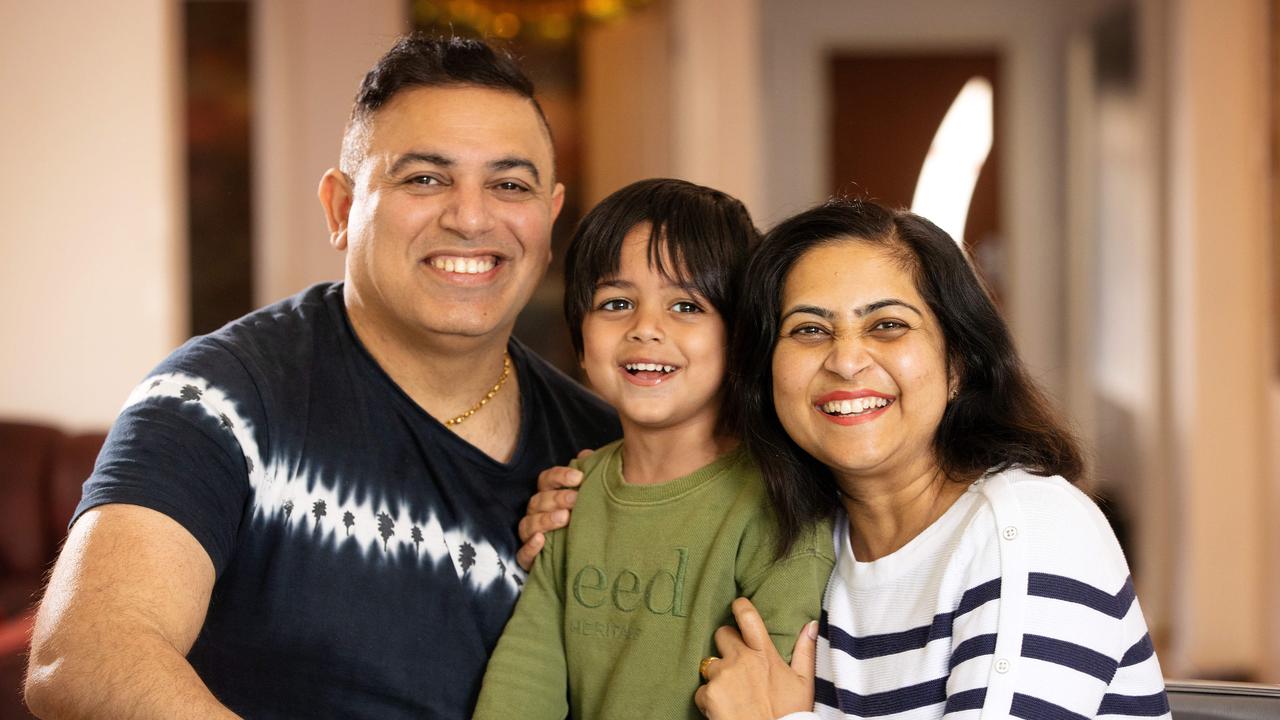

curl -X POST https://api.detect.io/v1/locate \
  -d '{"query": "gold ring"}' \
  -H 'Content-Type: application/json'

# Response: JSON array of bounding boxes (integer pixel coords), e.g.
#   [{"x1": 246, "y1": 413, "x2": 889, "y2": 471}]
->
[{"x1": 699, "y1": 655, "x2": 719, "y2": 682}]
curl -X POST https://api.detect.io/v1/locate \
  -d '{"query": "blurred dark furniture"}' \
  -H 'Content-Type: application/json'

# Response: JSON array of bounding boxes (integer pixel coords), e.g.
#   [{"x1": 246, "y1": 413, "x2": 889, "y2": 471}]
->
[
  {"x1": 1168, "y1": 680, "x2": 1280, "y2": 720},
  {"x1": 0, "y1": 421, "x2": 105, "y2": 719}
]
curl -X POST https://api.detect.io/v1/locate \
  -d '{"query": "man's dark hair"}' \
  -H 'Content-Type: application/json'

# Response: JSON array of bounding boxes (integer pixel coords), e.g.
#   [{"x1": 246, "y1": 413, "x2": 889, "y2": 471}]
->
[
  {"x1": 563, "y1": 178, "x2": 760, "y2": 359},
  {"x1": 726, "y1": 198, "x2": 1084, "y2": 555},
  {"x1": 340, "y1": 33, "x2": 550, "y2": 174}
]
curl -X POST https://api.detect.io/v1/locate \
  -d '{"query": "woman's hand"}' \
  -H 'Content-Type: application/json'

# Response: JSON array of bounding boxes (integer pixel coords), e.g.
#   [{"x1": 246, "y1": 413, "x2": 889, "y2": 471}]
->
[
  {"x1": 694, "y1": 597, "x2": 818, "y2": 719},
  {"x1": 516, "y1": 450, "x2": 593, "y2": 571}
]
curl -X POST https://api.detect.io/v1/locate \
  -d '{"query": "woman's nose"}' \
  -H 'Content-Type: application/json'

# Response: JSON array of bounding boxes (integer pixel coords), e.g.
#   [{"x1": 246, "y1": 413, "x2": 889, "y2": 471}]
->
[{"x1": 823, "y1": 336, "x2": 870, "y2": 379}]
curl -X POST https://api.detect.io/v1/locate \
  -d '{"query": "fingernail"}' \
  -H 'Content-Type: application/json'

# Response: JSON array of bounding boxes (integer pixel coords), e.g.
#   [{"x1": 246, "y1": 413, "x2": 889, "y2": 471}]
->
[
  {"x1": 554, "y1": 510, "x2": 569, "y2": 523},
  {"x1": 563, "y1": 492, "x2": 577, "y2": 507},
  {"x1": 806, "y1": 620, "x2": 819, "y2": 639}
]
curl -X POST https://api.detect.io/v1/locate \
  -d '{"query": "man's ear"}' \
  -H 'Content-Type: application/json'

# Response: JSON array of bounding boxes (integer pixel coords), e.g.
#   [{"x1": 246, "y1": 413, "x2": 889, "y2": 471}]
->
[
  {"x1": 550, "y1": 181, "x2": 566, "y2": 225},
  {"x1": 318, "y1": 168, "x2": 354, "y2": 251}
]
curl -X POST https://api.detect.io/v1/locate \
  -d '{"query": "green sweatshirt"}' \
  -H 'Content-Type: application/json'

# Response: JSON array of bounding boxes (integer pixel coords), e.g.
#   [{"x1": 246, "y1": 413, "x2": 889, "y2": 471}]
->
[{"x1": 474, "y1": 441, "x2": 834, "y2": 720}]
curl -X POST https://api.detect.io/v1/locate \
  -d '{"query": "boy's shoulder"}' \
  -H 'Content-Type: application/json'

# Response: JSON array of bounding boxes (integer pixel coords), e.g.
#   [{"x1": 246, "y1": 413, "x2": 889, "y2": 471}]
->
[{"x1": 569, "y1": 439, "x2": 624, "y2": 478}]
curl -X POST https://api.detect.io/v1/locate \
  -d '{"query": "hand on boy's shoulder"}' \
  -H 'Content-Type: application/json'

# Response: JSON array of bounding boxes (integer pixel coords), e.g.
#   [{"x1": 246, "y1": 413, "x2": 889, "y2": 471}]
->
[{"x1": 516, "y1": 448, "x2": 596, "y2": 572}]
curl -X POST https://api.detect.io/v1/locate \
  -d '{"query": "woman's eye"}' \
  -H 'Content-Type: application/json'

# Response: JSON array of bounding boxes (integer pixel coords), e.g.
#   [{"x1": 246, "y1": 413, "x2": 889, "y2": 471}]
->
[
  {"x1": 598, "y1": 298, "x2": 632, "y2": 312},
  {"x1": 787, "y1": 324, "x2": 829, "y2": 339},
  {"x1": 671, "y1": 301, "x2": 703, "y2": 314},
  {"x1": 872, "y1": 319, "x2": 909, "y2": 333}
]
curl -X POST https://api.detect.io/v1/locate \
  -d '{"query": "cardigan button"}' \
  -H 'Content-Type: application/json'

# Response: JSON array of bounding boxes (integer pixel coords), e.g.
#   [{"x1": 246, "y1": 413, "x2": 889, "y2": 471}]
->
[
  {"x1": 994, "y1": 658, "x2": 1011, "y2": 673},
  {"x1": 1001, "y1": 526, "x2": 1018, "y2": 541}
]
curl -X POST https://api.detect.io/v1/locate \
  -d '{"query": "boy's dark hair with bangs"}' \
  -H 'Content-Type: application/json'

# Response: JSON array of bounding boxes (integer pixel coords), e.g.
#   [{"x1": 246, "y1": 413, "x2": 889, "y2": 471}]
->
[{"x1": 563, "y1": 178, "x2": 760, "y2": 357}]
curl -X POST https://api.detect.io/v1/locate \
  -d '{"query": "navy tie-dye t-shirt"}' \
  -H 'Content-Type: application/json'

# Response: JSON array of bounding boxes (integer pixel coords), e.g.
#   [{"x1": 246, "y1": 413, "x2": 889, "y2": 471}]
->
[{"x1": 74, "y1": 282, "x2": 620, "y2": 719}]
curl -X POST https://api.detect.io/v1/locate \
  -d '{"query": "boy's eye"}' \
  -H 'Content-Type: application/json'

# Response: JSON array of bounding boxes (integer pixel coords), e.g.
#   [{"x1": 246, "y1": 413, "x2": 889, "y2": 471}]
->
[
  {"x1": 598, "y1": 298, "x2": 632, "y2": 312},
  {"x1": 671, "y1": 301, "x2": 703, "y2": 314}
]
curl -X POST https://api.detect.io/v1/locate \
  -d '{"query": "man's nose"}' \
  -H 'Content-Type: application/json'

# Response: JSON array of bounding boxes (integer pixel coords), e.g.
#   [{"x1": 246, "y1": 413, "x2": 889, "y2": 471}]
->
[{"x1": 440, "y1": 184, "x2": 496, "y2": 238}]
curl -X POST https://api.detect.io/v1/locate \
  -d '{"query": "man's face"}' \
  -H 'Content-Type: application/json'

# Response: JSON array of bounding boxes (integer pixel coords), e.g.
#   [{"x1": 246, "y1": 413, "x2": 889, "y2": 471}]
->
[{"x1": 332, "y1": 85, "x2": 564, "y2": 346}]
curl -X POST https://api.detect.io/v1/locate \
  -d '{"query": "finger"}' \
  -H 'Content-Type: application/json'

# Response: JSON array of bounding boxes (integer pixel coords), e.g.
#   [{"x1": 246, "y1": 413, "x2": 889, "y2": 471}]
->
[
  {"x1": 526, "y1": 488, "x2": 578, "y2": 515},
  {"x1": 537, "y1": 465, "x2": 584, "y2": 491},
  {"x1": 693, "y1": 685, "x2": 710, "y2": 717},
  {"x1": 574, "y1": 448, "x2": 596, "y2": 460},
  {"x1": 730, "y1": 597, "x2": 776, "y2": 654},
  {"x1": 517, "y1": 508, "x2": 569, "y2": 545},
  {"x1": 515, "y1": 532, "x2": 544, "y2": 572},
  {"x1": 699, "y1": 655, "x2": 723, "y2": 682},
  {"x1": 789, "y1": 620, "x2": 819, "y2": 680},
  {"x1": 713, "y1": 624, "x2": 749, "y2": 657}
]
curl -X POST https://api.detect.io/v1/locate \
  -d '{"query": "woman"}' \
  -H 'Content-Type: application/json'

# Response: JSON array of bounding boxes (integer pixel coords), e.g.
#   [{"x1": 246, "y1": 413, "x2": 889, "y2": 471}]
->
[{"x1": 695, "y1": 199, "x2": 1170, "y2": 719}]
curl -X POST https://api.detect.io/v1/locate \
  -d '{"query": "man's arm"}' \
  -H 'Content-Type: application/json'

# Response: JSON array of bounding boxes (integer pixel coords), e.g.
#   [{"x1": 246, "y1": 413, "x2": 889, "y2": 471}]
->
[{"x1": 24, "y1": 504, "x2": 240, "y2": 719}]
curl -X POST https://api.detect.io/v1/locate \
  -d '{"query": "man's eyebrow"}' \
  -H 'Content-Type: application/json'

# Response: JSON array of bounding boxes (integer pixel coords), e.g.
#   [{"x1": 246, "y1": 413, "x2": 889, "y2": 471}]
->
[
  {"x1": 491, "y1": 157, "x2": 542, "y2": 186},
  {"x1": 388, "y1": 152, "x2": 452, "y2": 175},
  {"x1": 855, "y1": 299, "x2": 923, "y2": 317}
]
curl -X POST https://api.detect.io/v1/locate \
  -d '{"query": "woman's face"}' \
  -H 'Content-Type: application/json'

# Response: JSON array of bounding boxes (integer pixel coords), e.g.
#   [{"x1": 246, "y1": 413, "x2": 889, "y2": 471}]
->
[{"x1": 771, "y1": 240, "x2": 951, "y2": 482}]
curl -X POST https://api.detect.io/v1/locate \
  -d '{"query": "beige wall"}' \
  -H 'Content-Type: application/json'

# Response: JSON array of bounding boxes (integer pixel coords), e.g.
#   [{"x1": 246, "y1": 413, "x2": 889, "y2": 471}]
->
[
  {"x1": 581, "y1": 0, "x2": 763, "y2": 216},
  {"x1": 0, "y1": 1, "x2": 185, "y2": 430},
  {"x1": 760, "y1": 0, "x2": 1077, "y2": 399},
  {"x1": 1165, "y1": 0, "x2": 1273, "y2": 678},
  {"x1": 252, "y1": 0, "x2": 406, "y2": 305}
]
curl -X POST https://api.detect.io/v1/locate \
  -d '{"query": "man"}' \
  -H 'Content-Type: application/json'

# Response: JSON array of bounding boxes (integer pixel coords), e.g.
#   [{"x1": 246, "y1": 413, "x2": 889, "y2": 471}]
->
[{"x1": 24, "y1": 35, "x2": 619, "y2": 719}]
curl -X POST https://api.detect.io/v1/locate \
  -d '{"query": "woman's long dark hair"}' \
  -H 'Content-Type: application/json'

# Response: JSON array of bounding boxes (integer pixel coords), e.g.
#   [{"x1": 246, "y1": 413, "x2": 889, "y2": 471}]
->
[{"x1": 727, "y1": 199, "x2": 1083, "y2": 555}]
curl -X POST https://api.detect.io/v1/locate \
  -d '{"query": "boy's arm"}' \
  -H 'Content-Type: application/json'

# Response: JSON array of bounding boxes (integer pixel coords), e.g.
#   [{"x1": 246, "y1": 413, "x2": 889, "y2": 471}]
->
[
  {"x1": 473, "y1": 528, "x2": 571, "y2": 720},
  {"x1": 736, "y1": 519, "x2": 835, "y2": 661}
]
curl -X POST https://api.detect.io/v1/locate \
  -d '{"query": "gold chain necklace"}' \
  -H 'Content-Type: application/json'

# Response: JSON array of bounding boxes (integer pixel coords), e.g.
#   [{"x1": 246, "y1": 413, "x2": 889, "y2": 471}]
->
[{"x1": 444, "y1": 351, "x2": 511, "y2": 427}]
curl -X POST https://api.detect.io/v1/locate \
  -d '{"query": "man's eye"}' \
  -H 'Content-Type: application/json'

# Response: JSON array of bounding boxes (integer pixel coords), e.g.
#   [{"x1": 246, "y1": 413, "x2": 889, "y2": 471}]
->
[
  {"x1": 599, "y1": 298, "x2": 632, "y2": 311},
  {"x1": 671, "y1": 301, "x2": 703, "y2": 314},
  {"x1": 494, "y1": 181, "x2": 530, "y2": 193},
  {"x1": 409, "y1": 175, "x2": 443, "y2": 186}
]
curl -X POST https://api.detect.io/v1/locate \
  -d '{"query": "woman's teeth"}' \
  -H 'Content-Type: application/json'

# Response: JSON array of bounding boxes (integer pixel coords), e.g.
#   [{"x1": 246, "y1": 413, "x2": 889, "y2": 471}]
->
[
  {"x1": 821, "y1": 397, "x2": 891, "y2": 416},
  {"x1": 625, "y1": 363, "x2": 676, "y2": 374},
  {"x1": 430, "y1": 256, "x2": 496, "y2": 274}
]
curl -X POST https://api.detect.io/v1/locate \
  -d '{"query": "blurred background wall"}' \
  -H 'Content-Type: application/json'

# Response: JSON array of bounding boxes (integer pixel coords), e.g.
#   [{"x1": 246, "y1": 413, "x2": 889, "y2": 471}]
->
[{"x1": 0, "y1": 0, "x2": 1276, "y2": 684}]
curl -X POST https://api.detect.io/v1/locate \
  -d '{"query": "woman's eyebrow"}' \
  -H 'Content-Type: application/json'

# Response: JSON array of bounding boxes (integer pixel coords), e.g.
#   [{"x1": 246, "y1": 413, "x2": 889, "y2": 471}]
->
[
  {"x1": 781, "y1": 304, "x2": 834, "y2": 322},
  {"x1": 856, "y1": 299, "x2": 923, "y2": 317}
]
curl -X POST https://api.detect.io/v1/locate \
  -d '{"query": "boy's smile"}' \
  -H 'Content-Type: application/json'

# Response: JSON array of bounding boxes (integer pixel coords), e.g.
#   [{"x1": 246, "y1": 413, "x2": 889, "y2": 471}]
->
[{"x1": 581, "y1": 224, "x2": 727, "y2": 435}]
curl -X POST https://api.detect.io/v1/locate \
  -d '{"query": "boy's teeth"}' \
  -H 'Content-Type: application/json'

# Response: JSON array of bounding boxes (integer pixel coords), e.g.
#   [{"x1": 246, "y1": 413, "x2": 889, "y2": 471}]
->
[
  {"x1": 625, "y1": 363, "x2": 675, "y2": 373},
  {"x1": 821, "y1": 397, "x2": 890, "y2": 415},
  {"x1": 430, "y1": 255, "x2": 496, "y2": 274}
]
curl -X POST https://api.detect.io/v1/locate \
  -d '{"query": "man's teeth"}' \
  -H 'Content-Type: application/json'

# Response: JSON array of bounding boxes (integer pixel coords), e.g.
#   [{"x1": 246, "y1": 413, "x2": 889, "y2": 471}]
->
[
  {"x1": 821, "y1": 397, "x2": 891, "y2": 415},
  {"x1": 625, "y1": 363, "x2": 676, "y2": 373},
  {"x1": 430, "y1": 256, "x2": 496, "y2": 274}
]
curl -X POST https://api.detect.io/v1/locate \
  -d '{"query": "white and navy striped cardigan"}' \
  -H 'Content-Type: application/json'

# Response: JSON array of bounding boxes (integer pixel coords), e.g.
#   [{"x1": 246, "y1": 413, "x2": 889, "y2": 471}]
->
[{"x1": 783, "y1": 468, "x2": 1170, "y2": 720}]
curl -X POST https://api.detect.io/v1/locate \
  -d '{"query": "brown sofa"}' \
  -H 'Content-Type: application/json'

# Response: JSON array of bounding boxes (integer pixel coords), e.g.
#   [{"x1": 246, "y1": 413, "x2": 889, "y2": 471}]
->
[{"x1": 0, "y1": 421, "x2": 105, "y2": 719}]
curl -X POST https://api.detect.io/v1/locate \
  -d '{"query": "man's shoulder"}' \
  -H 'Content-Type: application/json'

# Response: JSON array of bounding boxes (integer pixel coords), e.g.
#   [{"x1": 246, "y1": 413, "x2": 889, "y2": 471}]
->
[
  {"x1": 512, "y1": 339, "x2": 618, "y2": 423},
  {"x1": 158, "y1": 283, "x2": 341, "y2": 379}
]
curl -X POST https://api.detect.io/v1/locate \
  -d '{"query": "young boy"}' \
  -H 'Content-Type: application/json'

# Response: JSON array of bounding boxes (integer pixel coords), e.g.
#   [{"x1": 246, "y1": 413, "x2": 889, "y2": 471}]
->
[{"x1": 474, "y1": 179, "x2": 834, "y2": 719}]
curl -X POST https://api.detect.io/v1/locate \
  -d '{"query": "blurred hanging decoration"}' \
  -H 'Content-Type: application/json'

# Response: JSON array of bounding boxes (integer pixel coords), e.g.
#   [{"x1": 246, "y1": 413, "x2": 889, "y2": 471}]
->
[{"x1": 412, "y1": 0, "x2": 651, "y2": 42}]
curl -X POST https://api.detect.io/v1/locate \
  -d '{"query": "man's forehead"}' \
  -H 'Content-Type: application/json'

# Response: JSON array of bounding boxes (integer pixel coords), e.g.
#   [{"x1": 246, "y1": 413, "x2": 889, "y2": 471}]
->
[{"x1": 367, "y1": 85, "x2": 555, "y2": 168}]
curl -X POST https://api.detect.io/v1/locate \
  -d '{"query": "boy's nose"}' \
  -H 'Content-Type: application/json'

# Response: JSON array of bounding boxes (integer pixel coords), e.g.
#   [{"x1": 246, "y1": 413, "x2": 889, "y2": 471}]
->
[{"x1": 627, "y1": 306, "x2": 664, "y2": 342}]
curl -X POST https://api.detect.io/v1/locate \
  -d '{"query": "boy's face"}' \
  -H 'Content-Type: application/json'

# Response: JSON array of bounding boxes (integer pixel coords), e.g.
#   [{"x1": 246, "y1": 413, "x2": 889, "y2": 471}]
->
[{"x1": 580, "y1": 224, "x2": 727, "y2": 436}]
